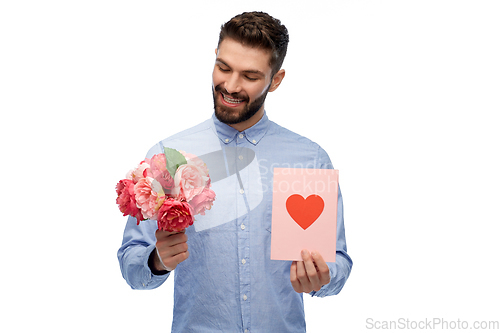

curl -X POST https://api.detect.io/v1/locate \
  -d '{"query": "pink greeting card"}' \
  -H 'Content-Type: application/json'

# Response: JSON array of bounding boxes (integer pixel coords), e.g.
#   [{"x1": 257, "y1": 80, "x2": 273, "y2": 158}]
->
[{"x1": 271, "y1": 168, "x2": 339, "y2": 262}]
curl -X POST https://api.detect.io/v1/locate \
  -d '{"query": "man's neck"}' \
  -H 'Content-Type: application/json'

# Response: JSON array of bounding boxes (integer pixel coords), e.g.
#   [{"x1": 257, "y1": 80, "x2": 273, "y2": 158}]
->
[{"x1": 228, "y1": 108, "x2": 265, "y2": 132}]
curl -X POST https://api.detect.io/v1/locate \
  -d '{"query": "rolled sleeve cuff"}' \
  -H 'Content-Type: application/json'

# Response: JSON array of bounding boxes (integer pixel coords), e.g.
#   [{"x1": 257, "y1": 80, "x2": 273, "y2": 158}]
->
[
  {"x1": 309, "y1": 264, "x2": 336, "y2": 298},
  {"x1": 139, "y1": 244, "x2": 170, "y2": 289},
  {"x1": 309, "y1": 284, "x2": 331, "y2": 298}
]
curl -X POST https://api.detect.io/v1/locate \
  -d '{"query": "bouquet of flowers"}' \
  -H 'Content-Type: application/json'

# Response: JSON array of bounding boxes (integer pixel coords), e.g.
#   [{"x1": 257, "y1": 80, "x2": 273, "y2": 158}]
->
[{"x1": 115, "y1": 147, "x2": 216, "y2": 232}]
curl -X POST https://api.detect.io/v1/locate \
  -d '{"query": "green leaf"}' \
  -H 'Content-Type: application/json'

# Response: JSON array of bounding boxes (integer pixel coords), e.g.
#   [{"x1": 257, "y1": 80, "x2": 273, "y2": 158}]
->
[{"x1": 164, "y1": 147, "x2": 187, "y2": 178}]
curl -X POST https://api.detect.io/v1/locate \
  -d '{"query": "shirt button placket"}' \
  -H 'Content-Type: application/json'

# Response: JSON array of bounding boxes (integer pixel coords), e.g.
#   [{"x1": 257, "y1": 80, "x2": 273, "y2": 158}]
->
[
  {"x1": 236, "y1": 131, "x2": 250, "y2": 332},
  {"x1": 239, "y1": 213, "x2": 250, "y2": 330}
]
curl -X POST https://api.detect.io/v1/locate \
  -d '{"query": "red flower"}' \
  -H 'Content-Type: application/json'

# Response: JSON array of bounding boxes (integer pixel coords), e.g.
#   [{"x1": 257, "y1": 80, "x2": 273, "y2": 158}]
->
[
  {"x1": 116, "y1": 179, "x2": 144, "y2": 224},
  {"x1": 157, "y1": 198, "x2": 194, "y2": 232}
]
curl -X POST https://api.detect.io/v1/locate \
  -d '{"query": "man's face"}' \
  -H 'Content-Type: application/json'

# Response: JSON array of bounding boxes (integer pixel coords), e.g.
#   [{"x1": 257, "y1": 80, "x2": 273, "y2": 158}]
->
[{"x1": 212, "y1": 38, "x2": 276, "y2": 126}]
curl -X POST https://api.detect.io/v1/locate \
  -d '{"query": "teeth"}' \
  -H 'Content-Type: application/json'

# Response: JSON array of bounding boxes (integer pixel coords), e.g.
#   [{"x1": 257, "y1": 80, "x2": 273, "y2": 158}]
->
[{"x1": 222, "y1": 93, "x2": 244, "y2": 104}]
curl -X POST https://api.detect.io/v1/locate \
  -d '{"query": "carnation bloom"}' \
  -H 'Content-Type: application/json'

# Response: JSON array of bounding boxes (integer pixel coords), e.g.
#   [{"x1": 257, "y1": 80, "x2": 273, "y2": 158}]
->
[
  {"x1": 116, "y1": 179, "x2": 144, "y2": 224},
  {"x1": 134, "y1": 177, "x2": 165, "y2": 220},
  {"x1": 126, "y1": 161, "x2": 150, "y2": 184},
  {"x1": 180, "y1": 151, "x2": 210, "y2": 177},
  {"x1": 173, "y1": 164, "x2": 208, "y2": 202},
  {"x1": 147, "y1": 154, "x2": 174, "y2": 191},
  {"x1": 157, "y1": 198, "x2": 194, "y2": 232},
  {"x1": 117, "y1": 150, "x2": 216, "y2": 231},
  {"x1": 190, "y1": 182, "x2": 216, "y2": 216}
]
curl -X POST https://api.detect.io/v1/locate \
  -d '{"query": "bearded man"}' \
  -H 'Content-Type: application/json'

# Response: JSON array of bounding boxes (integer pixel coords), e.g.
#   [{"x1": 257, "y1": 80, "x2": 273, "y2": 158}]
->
[{"x1": 118, "y1": 11, "x2": 352, "y2": 333}]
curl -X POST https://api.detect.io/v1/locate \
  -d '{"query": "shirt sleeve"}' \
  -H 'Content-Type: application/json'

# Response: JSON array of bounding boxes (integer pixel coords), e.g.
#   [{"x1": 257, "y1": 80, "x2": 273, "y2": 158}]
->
[
  {"x1": 117, "y1": 215, "x2": 171, "y2": 290},
  {"x1": 310, "y1": 147, "x2": 353, "y2": 298}
]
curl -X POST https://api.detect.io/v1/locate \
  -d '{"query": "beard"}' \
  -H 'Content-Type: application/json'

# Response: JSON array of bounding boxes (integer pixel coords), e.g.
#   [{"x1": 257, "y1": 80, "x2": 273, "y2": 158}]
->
[{"x1": 212, "y1": 83, "x2": 271, "y2": 125}]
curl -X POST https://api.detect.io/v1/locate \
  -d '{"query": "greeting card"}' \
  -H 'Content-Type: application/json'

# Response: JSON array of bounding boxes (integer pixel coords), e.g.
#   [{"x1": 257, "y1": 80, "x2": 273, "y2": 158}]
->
[{"x1": 271, "y1": 168, "x2": 339, "y2": 262}]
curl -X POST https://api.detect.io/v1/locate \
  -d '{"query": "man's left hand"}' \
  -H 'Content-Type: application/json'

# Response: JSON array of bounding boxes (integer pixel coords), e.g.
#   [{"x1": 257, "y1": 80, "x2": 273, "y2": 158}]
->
[{"x1": 290, "y1": 250, "x2": 331, "y2": 293}]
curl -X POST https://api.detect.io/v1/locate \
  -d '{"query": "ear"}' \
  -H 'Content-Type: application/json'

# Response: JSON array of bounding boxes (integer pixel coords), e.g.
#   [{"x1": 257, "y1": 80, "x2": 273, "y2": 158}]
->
[
  {"x1": 215, "y1": 48, "x2": 218, "y2": 55},
  {"x1": 269, "y1": 69, "x2": 285, "y2": 92}
]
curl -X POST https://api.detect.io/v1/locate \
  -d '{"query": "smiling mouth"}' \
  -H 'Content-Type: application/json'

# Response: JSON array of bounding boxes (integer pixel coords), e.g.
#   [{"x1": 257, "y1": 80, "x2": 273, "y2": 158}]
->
[{"x1": 220, "y1": 92, "x2": 246, "y2": 106}]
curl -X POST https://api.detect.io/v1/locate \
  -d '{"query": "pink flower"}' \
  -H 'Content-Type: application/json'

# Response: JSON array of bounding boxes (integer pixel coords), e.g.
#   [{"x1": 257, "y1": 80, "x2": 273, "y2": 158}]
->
[
  {"x1": 157, "y1": 198, "x2": 194, "y2": 232},
  {"x1": 173, "y1": 164, "x2": 208, "y2": 202},
  {"x1": 117, "y1": 149, "x2": 216, "y2": 228},
  {"x1": 134, "y1": 177, "x2": 165, "y2": 220},
  {"x1": 190, "y1": 185, "x2": 216, "y2": 215},
  {"x1": 126, "y1": 160, "x2": 150, "y2": 184},
  {"x1": 180, "y1": 151, "x2": 210, "y2": 177},
  {"x1": 147, "y1": 154, "x2": 175, "y2": 192},
  {"x1": 116, "y1": 179, "x2": 144, "y2": 224}
]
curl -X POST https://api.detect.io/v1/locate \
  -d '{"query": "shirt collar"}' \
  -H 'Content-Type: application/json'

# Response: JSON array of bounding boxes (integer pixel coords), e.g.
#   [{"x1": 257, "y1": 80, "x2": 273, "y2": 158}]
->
[{"x1": 211, "y1": 111, "x2": 270, "y2": 146}]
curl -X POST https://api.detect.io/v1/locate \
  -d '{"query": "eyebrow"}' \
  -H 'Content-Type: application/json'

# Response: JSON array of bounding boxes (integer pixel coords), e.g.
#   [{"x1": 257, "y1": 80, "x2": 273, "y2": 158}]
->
[{"x1": 216, "y1": 58, "x2": 266, "y2": 77}]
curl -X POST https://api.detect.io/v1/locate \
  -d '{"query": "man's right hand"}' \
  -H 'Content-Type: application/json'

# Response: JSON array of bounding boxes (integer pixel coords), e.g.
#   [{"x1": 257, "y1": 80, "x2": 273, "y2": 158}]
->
[{"x1": 153, "y1": 230, "x2": 189, "y2": 272}]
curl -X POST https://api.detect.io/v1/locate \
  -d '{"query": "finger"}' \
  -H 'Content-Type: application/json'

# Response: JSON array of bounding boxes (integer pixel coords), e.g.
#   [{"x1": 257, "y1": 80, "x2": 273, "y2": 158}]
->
[
  {"x1": 290, "y1": 261, "x2": 301, "y2": 293},
  {"x1": 158, "y1": 240, "x2": 189, "y2": 259},
  {"x1": 168, "y1": 232, "x2": 188, "y2": 246},
  {"x1": 155, "y1": 232, "x2": 189, "y2": 268},
  {"x1": 163, "y1": 250, "x2": 189, "y2": 271},
  {"x1": 155, "y1": 229, "x2": 185, "y2": 241},
  {"x1": 311, "y1": 251, "x2": 331, "y2": 285},
  {"x1": 295, "y1": 258, "x2": 312, "y2": 293},
  {"x1": 156, "y1": 231, "x2": 188, "y2": 248},
  {"x1": 157, "y1": 239, "x2": 190, "y2": 271},
  {"x1": 302, "y1": 250, "x2": 321, "y2": 291}
]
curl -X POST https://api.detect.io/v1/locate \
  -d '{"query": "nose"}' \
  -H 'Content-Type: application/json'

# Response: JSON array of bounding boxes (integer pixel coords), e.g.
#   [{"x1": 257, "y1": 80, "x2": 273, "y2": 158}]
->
[{"x1": 224, "y1": 73, "x2": 242, "y2": 94}]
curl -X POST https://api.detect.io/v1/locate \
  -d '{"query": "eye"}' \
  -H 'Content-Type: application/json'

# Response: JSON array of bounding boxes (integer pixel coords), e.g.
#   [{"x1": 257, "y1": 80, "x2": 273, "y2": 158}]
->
[
  {"x1": 245, "y1": 76, "x2": 258, "y2": 81},
  {"x1": 218, "y1": 66, "x2": 230, "y2": 72}
]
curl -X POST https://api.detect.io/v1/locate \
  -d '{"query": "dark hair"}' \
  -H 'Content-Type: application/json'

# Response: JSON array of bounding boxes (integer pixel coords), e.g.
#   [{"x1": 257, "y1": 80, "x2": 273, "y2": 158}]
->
[{"x1": 218, "y1": 11, "x2": 289, "y2": 76}]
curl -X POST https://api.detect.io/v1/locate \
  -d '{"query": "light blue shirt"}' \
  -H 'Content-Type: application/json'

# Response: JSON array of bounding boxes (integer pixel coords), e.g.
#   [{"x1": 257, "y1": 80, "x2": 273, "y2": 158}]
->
[{"x1": 117, "y1": 112, "x2": 353, "y2": 332}]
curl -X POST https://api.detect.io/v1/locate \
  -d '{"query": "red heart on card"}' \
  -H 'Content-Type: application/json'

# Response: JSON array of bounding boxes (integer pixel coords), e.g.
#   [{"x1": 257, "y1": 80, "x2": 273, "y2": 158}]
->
[{"x1": 285, "y1": 194, "x2": 324, "y2": 230}]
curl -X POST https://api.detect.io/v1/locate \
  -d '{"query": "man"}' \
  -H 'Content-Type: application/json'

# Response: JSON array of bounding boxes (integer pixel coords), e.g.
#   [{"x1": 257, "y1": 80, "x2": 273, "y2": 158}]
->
[{"x1": 118, "y1": 11, "x2": 352, "y2": 332}]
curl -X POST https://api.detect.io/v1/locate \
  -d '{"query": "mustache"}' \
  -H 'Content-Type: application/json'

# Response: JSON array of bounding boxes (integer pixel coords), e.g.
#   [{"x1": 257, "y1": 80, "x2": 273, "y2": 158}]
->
[{"x1": 214, "y1": 84, "x2": 248, "y2": 101}]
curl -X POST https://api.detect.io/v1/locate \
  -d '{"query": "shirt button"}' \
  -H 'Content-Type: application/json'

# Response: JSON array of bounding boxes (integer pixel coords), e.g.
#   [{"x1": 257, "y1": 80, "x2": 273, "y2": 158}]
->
[
  {"x1": 238, "y1": 155, "x2": 244, "y2": 160},
  {"x1": 252, "y1": 139, "x2": 256, "y2": 144},
  {"x1": 243, "y1": 294, "x2": 248, "y2": 301},
  {"x1": 225, "y1": 138, "x2": 229, "y2": 143},
  {"x1": 241, "y1": 259, "x2": 246, "y2": 265},
  {"x1": 245, "y1": 330, "x2": 248, "y2": 333},
  {"x1": 239, "y1": 189, "x2": 244, "y2": 194},
  {"x1": 241, "y1": 224, "x2": 246, "y2": 230},
  {"x1": 239, "y1": 134, "x2": 244, "y2": 139}
]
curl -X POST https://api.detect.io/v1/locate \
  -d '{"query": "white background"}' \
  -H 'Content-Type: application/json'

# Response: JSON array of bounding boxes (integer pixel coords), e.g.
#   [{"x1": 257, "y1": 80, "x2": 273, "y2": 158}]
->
[{"x1": 1, "y1": 1, "x2": 499, "y2": 332}]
